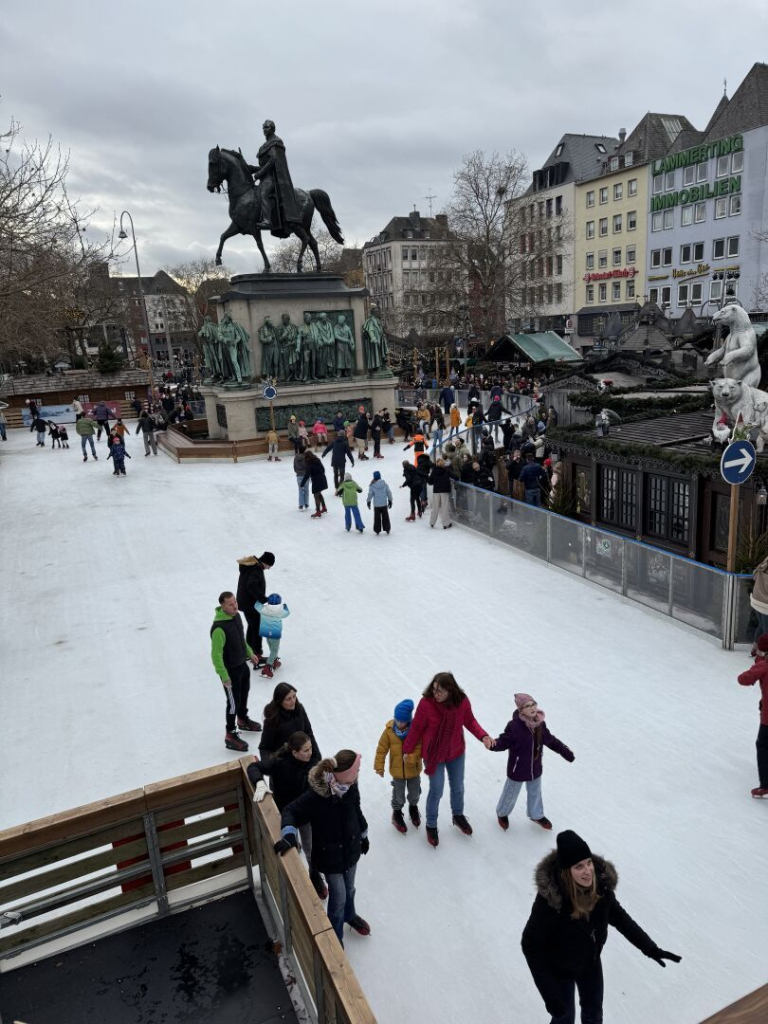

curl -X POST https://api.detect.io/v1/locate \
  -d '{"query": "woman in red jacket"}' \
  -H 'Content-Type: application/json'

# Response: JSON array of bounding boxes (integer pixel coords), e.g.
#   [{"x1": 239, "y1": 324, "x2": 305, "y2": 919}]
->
[
  {"x1": 738, "y1": 632, "x2": 768, "y2": 797},
  {"x1": 403, "y1": 672, "x2": 494, "y2": 847}
]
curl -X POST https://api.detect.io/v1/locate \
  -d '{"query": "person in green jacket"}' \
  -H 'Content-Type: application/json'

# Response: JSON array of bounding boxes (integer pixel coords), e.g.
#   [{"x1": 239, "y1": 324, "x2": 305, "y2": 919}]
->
[
  {"x1": 75, "y1": 415, "x2": 98, "y2": 461},
  {"x1": 335, "y1": 472, "x2": 365, "y2": 533},
  {"x1": 210, "y1": 591, "x2": 263, "y2": 752}
]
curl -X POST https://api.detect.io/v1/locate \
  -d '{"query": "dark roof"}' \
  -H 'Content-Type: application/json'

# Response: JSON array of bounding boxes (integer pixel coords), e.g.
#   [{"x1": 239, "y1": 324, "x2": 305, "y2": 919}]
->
[
  {"x1": 704, "y1": 93, "x2": 730, "y2": 134},
  {"x1": 533, "y1": 134, "x2": 620, "y2": 187},
  {"x1": 665, "y1": 126, "x2": 705, "y2": 156},
  {"x1": 336, "y1": 247, "x2": 363, "y2": 275},
  {"x1": 619, "y1": 322, "x2": 674, "y2": 353},
  {"x1": 364, "y1": 211, "x2": 451, "y2": 247},
  {"x1": 114, "y1": 270, "x2": 188, "y2": 297},
  {"x1": 575, "y1": 303, "x2": 641, "y2": 316},
  {"x1": 582, "y1": 113, "x2": 697, "y2": 181},
  {"x1": 703, "y1": 62, "x2": 768, "y2": 139},
  {"x1": 611, "y1": 410, "x2": 711, "y2": 447}
]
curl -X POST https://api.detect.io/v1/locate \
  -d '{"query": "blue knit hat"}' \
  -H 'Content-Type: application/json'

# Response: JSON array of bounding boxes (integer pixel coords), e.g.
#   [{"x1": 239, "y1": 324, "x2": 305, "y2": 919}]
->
[
  {"x1": 267, "y1": 593, "x2": 281, "y2": 605},
  {"x1": 393, "y1": 699, "x2": 414, "y2": 723},
  {"x1": 373, "y1": 471, "x2": 381, "y2": 480}
]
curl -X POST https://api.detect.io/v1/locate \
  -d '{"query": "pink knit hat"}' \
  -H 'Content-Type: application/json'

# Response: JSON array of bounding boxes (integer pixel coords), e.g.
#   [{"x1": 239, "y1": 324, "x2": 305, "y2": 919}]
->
[
  {"x1": 333, "y1": 752, "x2": 361, "y2": 784},
  {"x1": 514, "y1": 693, "x2": 536, "y2": 708}
]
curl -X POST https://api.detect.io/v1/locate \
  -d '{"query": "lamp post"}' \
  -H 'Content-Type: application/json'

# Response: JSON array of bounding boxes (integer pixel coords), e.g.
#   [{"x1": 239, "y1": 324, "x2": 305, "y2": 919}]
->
[{"x1": 118, "y1": 211, "x2": 154, "y2": 393}]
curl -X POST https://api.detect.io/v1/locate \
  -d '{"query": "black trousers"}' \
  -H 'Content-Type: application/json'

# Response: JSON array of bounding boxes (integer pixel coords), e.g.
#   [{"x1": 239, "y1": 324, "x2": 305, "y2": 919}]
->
[
  {"x1": 549, "y1": 960, "x2": 603, "y2": 1024},
  {"x1": 373, "y1": 507, "x2": 391, "y2": 534},
  {"x1": 225, "y1": 662, "x2": 251, "y2": 732},
  {"x1": 242, "y1": 607, "x2": 263, "y2": 656},
  {"x1": 373, "y1": 436, "x2": 381, "y2": 456},
  {"x1": 409, "y1": 487, "x2": 421, "y2": 515},
  {"x1": 757, "y1": 723, "x2": 768, "y2": 787},
  {"x1": 333, "y1": 465, "x2": 344, "y2": 487}
]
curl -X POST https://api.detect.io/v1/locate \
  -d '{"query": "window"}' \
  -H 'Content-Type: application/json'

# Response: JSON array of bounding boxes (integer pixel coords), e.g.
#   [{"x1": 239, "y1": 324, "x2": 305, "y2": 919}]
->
[
  {"x1": 612, "y1": 248, "x2": 622, "y2": 266},
  {"x1": 599, "y1": 218, "x2": 608, "y2": 236},
  {"x1": 528, "y1": 205, "x2": 535, "y2": 223},
  {"x1": 710, "y1": 280, "x2": 723, "y2": 301},
  {"x1": 724, "y1": 283, "x2": 739, "y2": 302},
  {"x1": 683, "y1": 166, "x2": 695, "y2": 186},
  {"x1": 586, "y1": 190, "x2": 595, "y2": 208},
  {"x1": 598, "y1": 250, "x2": 608, "y2": 268},
  {"x1": 732, "y1": 150, "x2": 744, "y2": 173},
  {"x1": 681, "y1": 204, "x2": 693, "y2": 227},
  {"x1": 697, "y1": 162, "x2": 708, "y2": 182},
  {"x1": 727, "y1": 236, "x2": 739, "y2": 257},
  {"x1": 693, "y1": 242, "x2": 704, "y2": 262},
  {"x1": 730, "y1": 194, "x2": 742, "y2": 216},
  {"x1": 665, "y1": 171, "x2": 675, "y2": 191},
  {"x1": 628, "y1": 178, "x2": 638, "y2": 196},
  {"x1": 651, "y1": 249, "x2": 661, "y2": 268},
  {"x1": 715, "y1": 197, "x2": 727, "y2": 219},
  {"x1": 586, "y1": 252, "x2": 595, "y2": 269},
  {"x1": 545, "y1": 284, "x2": 553, "y2": 304},
  {"x1": 649, "y1": 287, "x2": 659, "y2": 304},
  {"x1": 401, "y1": 246, "x2": 409, "y2": 261},
  {"x1": 599, "y1": 467, "x2": 637, "y2": 529},
  {"x1": 411, "y1": 248, "x2": 419, "y2": 260},
  {"x1": 555, "y1": 142, "x2": 564, "y2": 157},
  {"x1": 627, "y1": 210, "x2": 637, "y2": 230},
  {"x1": 652, "y1": 212, "x2": 662, "y2": 232},
  {"x1": 612, "y1": 282, "x2": 621, "y2": 301},
  {"x1": 586, "y1": 285, "x2": 595, "y2": 303},
  {"x1": 691, "y1": 282, "x2": 702, "y2": 303},
  {"x1": 627, "y1": 279, "x2": 636, "y2": 298},
  {"x1": 677, "y1": 283, "x2": 689, "y2": 306},
  {"x1": 653, "y1": 176, "x2": 663, "y2": 195},
  {"x1": 713, "y1": 238, "x2": 725, "y2": 259},
  {"x1": 555, "y1": 224, "x2": 562, "y2": 241},
  {"x1": 556, "y1": 255, "x2": 563, "y2": 275},
  {"x1": 680, "y1": 244, "x2": 691, "y2": 264},
  {"x1": 555, "y1": 195, "x2": 563, "y2": 216},
  {"x1": 670, "y1": 480, "x2": 691, "y2": 543},
  {"x1": 610, "y1": 156, "x2": 620, "y2": 171},
  {"x1": 596, "y1": 143, "x2": 607, "y2": 154},
  {"x1": 694, "y1": 202, "x2": 706, "y2": 223},
  {"x1": 646, "y1": 475, "x2": 690, "y2": 544},
  {"x1": 710, "y1": 492, "x2": 731, "y2": 554},
  {"x1": 555, "y1": 283, "x2": 563, "y2": 303},
  {"x1": 586, "y1": 220, "x2": 595, "y2": 239},
  {"x1": 613, "y1": 183, "x2": 623, "y2": 201},
  {"x1": 599, "y1": 283, "x2": 607, "y2": 302},
  {"x1": 404, "y1": 294, "x2": 411, "y2": 307},
  {"x1": 626, "y1": 245, "x2": 636, "y2": 263},
  {"x1": 546, "y1": 256, "x2": 553, "y2": 277},
  {"x1": 599, "y1": 187, "x2": 608, "y2": 205},
  {"x1": 663, "y1": 210, "x2": 674, "y2": 230},
  {"x1": 661, "y1": 285, "x2": 671, "y2": 305},
  {"x1": 663, "y1": 248, "x2": 673, "y2": 266},
  {"x1": 625, "y1": 152, "x2": 634, "y2": 167},
  {"x1": 538, "y1": 202, "x2": 544, "y2": 218},
  {"x1": 546, "y1": 198, "x2": 553, "y2": 218},
  {"x1": 716, "y1": 154, "x2": 729, "y2": 177}
]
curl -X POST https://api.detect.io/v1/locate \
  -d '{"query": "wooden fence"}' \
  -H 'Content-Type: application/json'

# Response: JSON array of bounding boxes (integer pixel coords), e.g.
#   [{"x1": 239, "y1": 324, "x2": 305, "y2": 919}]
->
[
  {"x1": 700, "y1": 985, "x2": 768, "y2": 1023},
  {"x1": 0, "y1": 760, "x2": 376, "y2": 1024}
]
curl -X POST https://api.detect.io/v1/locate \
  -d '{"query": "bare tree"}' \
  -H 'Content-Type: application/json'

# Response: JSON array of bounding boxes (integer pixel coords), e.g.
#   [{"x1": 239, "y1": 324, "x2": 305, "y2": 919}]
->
[
  {"x1": 269, "y1": 229, "x2": 343, "y2": 274},
  {"x1": 164, "y1": 256, "x2": 231, "y2": 329}
]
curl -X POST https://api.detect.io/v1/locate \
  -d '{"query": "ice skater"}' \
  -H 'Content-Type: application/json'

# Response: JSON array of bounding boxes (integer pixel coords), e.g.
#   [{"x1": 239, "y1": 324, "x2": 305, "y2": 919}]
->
[
  {"x1": 266, "y1": 426, "x2": 281, "y2": 461},
  {"x1": 492, "y1": 693, "x2": 574, "y2": 832},
  {"x1": 335, "y1": 472, "x2": 365, "y2": 532},
  {"x1": 367, "y1": 470, "x2": 392, "y2": 535},
  {"x1": 374, "y1": 699, "x2": 422, "y2": 833},
  {"x1": 254, "y1": 593, "x2": 290, "y2": 679},
  {"x1": 30, "y1": 414, "x2": 47, "y2": 447},
  {"x1": 401, "y1": 460, "x2": 423, "y2": 522},
  {"x1": 107, "y1": 437, "x2": 131, "y2": 475},
  {"x1": 737, "y1": 633, "x2": 768, "y2": 797},
  {"x1": 59, "y1": 425, "x2": 70, "y2": 448},
  {"x1": 210, "y1": 590, "x2": 262, "y2": 752},
  {"x1": 47, "y1": 421, "x2": 62, "y2": 448}
]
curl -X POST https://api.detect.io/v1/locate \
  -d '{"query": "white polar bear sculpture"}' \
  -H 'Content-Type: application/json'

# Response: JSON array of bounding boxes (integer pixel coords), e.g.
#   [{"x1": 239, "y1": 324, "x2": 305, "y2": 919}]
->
[
  {"x1": 706, "y1": 304, "x2": 761, "y2": 388},
  {"x1": 711, "y1": 377, "x2": 768, "y2": 450}
]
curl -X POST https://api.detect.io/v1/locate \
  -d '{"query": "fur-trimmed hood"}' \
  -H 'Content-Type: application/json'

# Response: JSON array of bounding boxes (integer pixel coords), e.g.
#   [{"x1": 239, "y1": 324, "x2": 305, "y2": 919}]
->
[
  {"x1": 533, "y1": 850, "x2": 618, "y2": 912},
  {"x1": 307, "y1": 762, "x2": 358, "y2": 798}
]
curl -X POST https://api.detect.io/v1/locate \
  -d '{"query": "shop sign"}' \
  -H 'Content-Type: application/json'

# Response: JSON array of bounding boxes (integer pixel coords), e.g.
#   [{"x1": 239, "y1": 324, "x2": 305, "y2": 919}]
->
[
  {"x1": 651, "y1": 134, "x2": 743, "y2": 176},
  {"x1": 647, "y1": 274, "x2": 669, "y2": 281},
  {"x1": 583, "y1": 267, "x2": 638, "y2": 283},
  {"x1": 651, "y1": 176, "x2": 740, "y2": 212},
  {"x1": 672, "y1": 263, "x2": 710, "y2": 279}
]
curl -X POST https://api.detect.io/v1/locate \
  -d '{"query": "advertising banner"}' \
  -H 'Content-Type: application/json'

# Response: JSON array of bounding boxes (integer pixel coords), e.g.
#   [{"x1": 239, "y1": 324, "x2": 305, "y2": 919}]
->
[{"x1": 20, "y1": 404, "x2": 75, "y2": 426}]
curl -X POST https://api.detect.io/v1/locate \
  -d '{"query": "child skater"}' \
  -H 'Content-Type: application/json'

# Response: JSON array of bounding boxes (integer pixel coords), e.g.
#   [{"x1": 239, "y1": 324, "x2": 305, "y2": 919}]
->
[
  {"x1": 254, "y1": 593, "x2": 290, "y2": 678},
  {"x1": 374, "y1": 699, "x2": 422, "y2": 833},
  {"x1": 737, "y1": 633, "x2": 768, "y2": 798},
  {"x1": 492, "y1": 692, "x2": 574, "y2": 831},
  {"x1": 48, "y1": 421, "x2": 62, "y2": 448},
  {"x1": 59, "y1": 424, "x2": 70, "y2": 449},
  {"x1": 107, "y1": 436, "x2": 131, "y2": 476}
]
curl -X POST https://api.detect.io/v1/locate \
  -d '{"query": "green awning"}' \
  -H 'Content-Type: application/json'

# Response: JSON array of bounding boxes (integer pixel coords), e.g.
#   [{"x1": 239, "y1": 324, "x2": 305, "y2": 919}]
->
[{"x1": 487, "y1": 332, "x2": 583, "y2": 363}]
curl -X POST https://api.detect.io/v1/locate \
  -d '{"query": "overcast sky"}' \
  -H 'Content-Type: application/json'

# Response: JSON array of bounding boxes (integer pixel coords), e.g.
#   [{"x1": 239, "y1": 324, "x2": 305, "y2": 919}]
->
[{"x1": 3, "y1": 1, "x2": 766, "y2": 277}]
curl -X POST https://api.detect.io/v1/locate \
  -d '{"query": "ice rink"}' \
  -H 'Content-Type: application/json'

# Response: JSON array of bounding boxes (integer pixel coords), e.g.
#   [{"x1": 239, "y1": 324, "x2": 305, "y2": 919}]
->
[{"x1": 0, "y1": 427, "x2": 765, "y2": 1023}]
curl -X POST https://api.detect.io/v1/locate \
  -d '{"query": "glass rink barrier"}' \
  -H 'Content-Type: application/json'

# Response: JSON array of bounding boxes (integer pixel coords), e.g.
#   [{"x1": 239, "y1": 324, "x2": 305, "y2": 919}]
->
[{"x1": 450, "y1": 480, "x2": 750, "y2": 648}]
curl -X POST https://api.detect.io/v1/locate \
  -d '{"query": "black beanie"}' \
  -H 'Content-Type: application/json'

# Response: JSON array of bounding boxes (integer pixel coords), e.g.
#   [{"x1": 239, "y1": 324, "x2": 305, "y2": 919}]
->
[
  {"x1": 556, "y1": 830, "x2": 592, "y2": 870},
  {"x1": 260, "y1": 552, "x2": 275, "y2": 566}
]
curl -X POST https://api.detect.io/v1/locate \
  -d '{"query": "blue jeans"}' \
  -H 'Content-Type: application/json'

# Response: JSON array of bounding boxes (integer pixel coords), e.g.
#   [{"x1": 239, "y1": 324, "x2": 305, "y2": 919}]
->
[
  {"x1": 425, "y1": 753, "x2": 465, "y2": 827},
  {"x1": 525, "y1": 488, "x2": 541, "y2": 507},
  {"x1": 496, "y1": 776, "x2": 543, "y2": 819},
  {"x1": 753, "y1": 611, "x2": 768, "y2": 645},
  {"x1": 296, "y1": 474, "x2": 309, "y2": 507},
  {"x1": 0, "y1": 421, "x2": 6, "y2": 440},
  {"x1": 344, "y1": 505, "x2": 364, "y2": 531},
  {"x1": 81, "y1": 435, "x2": 96, "y2": 457},
  {"x1": 326, "y1": 863, "x2": 357, "y2": 943}
]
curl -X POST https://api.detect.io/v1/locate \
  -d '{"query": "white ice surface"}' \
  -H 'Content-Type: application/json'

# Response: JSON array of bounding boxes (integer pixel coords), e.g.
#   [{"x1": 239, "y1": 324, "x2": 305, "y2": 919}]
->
[{"x1": 0, "y1": 428, "x2": 765, "y2": 1023}]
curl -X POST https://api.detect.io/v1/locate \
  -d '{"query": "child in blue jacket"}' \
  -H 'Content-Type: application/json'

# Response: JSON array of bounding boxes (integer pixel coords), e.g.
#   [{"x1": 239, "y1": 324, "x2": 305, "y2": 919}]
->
[{"x1": 254, "y1": 593, "x2": 290, "y2": 678}]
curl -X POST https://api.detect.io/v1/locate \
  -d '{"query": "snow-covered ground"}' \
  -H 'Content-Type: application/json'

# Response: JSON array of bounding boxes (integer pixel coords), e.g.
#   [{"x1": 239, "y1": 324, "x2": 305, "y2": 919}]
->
[{"x1": 0, "y1": 427, "x2": 765, "y2": 1023}]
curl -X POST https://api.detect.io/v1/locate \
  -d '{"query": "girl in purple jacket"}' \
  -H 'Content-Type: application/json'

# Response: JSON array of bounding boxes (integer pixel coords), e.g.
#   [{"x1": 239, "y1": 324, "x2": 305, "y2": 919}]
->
[{"x1": 492, "y1": 692, "x2": 574, "y2": 832}]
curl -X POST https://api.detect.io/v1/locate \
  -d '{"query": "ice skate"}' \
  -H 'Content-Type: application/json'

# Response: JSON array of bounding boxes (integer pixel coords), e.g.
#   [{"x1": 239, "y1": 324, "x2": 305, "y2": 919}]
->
[
  {"x1": 405, "y1": 514, "x2": 415, "y2": 522},
  {"x1": 311, "y1": 511, "x2": 323, "y2": 518},
  {"x1": 751, "y1": 787, "x2": 768, "y2": 798},
  {"x1": 498, "y1": 815, "x2": 509, "y2": 830},
  {"x1": 426, "y1": 826, "x2": 439, "y2": 847},
  {"x1": 261, "y1": 664, "x2": 274, "y2": 678},
  {"x1": 532, "y1": 816, "x2": 552, "y2": 830},
  {"x1": 347, "y1": 915, "x2": 371, "y2": 935},
  {"x1": 310, "y1": 869, "x2": 328, "y2": 900},
  {"x1": 236, "y1": 716, "x2": 262, "y2": 732},
  {"x1": 225, "y1": 731, "x2": 249, "y2": 752},
  {"x1": 408, "y1": 805, "x2": 421, "y2": 828},
  {"x1": 272, "y1": 657, "x2": 281, "y2": 669},
  {"x1": 452, "y1": 814, "x2": 473, "y2": 836},
  {"x1": 391, "y1": 810, "x2": 407, "y2": 834}
]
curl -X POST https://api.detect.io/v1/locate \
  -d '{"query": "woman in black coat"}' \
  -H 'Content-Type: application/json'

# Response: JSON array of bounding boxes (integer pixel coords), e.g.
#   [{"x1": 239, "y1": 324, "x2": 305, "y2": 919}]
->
[
  {"x1": 248, "y1": 731, "x2": 327, "y2": 899},
  {"x1": 300, "y1": 450, "x2": 328, "y2": 516},
  {"x1": 276, "y1": 749, "x2": 370, "y2": 945},
  {"x1": 322, "y1": 432, "x2": 355, "y2": 488},
  {"x1": 522, "y1": 830, "x2": 680, "y2": 1023},
  {"x1": 259, "y1": 682, "x2": 321, "y2": 759}
]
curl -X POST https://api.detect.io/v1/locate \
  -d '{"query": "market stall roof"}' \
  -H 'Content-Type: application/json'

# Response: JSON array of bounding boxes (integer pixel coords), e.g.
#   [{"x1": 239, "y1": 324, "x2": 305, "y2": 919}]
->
[{"x1": 487, "y1": 332, "x2": 583, "y2": 364}]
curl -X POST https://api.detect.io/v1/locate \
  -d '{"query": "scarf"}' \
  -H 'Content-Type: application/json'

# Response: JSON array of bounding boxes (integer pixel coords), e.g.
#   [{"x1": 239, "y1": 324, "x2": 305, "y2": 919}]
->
[
  {"x1": 324, "y1": 772, "x2": 350, "y2": 798},
  {"x1": 519, "y1": 708, "x2": 546, "y2": 733},
  {"x1": 393, "y1": 723, "x2": 410, "y2": 739}
]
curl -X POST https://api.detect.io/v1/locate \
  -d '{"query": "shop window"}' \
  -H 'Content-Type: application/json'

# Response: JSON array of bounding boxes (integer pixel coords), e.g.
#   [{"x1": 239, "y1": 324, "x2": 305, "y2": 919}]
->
[
  {"x1": 645, "y1": 475, "x2": 690, "y2": 543},
  {"x1": 599, "y1": 467, "x2": 637, "y2": 529}
]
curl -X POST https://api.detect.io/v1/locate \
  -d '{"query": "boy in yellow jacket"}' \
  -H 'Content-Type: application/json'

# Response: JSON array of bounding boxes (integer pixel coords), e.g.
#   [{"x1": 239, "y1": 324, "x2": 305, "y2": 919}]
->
[{"x1": 374, "y1": 699, "x2": 423, "y2": 833}]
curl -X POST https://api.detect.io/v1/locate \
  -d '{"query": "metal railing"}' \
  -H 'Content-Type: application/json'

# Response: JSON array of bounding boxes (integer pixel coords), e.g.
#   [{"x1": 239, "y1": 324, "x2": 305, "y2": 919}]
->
[{"x1": 449, "y1": 481, "x2": 753, "y2": 649}]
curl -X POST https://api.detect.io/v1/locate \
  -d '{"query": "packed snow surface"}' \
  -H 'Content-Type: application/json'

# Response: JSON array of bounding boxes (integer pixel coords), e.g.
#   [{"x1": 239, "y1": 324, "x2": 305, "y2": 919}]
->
[{"x1": 0, "y1": 428, "x2": 764, "y2": 1023}]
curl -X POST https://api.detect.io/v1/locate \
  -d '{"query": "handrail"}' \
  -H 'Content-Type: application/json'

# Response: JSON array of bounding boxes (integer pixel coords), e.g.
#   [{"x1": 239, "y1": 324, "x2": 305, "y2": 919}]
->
[{"x1": 699, "y1": 984, "x2": 768, "y2": 1022}]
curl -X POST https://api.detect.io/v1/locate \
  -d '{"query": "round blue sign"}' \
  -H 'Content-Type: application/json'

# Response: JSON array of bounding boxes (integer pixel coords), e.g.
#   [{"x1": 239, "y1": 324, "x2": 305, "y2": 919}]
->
[
  {"x1": 720, "y1": 439, "x2": 756, "y2": 485},
  {"x1": 262, "y1": 385, "x2": 278, "y2": 401}
]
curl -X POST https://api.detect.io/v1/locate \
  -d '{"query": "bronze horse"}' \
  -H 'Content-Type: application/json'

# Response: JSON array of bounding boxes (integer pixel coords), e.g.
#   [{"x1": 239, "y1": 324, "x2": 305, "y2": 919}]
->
[{"x1": 207, "y1": 146, "x2": 344, "y2": 273}]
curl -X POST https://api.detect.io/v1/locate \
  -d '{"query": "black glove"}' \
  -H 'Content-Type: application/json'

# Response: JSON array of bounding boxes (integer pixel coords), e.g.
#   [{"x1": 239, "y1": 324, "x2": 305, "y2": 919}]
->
[
  {"x1": 273, "y1": 833, "x2": 298, "y2": 857},
  {"x1": 367, "y1": 502, "x2": 371, "y2": 509},
  {"x1": 360, "y1": 836, "x2": 370, "y2": 855},
  {"x1": 564, "y1": 749, "x2": 575, "y2": 762},
  {"x1": 388, "y1": 501, "x2": 392, "y2": 509},
  {"x1": 650, "y1": 949, "x2": 681, "y2": 967}
]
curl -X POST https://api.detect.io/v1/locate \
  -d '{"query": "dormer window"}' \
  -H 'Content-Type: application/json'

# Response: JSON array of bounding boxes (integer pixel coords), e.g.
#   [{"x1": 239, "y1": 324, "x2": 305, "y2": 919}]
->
[
  {"x1": 610, "y1": 156, "x2": 619, "y2": 171},
  {"x1": 624, "y1": 151, "x2": 634, "y2": 167},
  {"x1": 555, "y1": 142, "x2": 564, "y2": 157},
  {"x1": 595, "y1": 143, "x2": 606, "y2": 154}
]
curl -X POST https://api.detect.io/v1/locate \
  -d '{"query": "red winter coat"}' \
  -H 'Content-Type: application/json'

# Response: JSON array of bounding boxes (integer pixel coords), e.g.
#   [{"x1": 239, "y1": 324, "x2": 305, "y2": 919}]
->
[
  {"x1": 738, "y1": 656, "x2": 768, "y2": 725},
  {"x1": 403, "y1": 695, "x2": 488, "y2": 775}
]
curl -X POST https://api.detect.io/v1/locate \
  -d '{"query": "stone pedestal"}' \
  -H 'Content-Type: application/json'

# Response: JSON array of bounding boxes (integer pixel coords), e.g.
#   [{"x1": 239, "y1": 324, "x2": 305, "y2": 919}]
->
[{"x1": 201, "y1": 272, "x2": 396, "y2": 441}]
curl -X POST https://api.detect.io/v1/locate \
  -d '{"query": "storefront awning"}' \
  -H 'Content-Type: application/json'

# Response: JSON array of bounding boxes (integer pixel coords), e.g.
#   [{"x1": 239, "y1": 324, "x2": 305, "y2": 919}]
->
[{"x1": 487, "y1": 332, "x2": 583, "y2": 364}]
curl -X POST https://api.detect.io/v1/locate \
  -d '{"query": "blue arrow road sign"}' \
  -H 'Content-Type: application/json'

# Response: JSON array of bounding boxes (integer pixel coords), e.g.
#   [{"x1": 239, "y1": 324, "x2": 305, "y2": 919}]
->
[
  {"x1": 262, "y1": 385, "x2": 278, "y2": 401},
  {"x1": 720, "y1": 439, "x2": 756, "y2": 485}
]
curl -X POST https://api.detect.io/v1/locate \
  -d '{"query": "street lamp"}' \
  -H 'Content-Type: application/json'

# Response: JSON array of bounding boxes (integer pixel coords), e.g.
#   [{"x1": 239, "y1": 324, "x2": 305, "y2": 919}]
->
[{"x1": 118, "y1": 210, "x2": 154, "y2": 389}]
